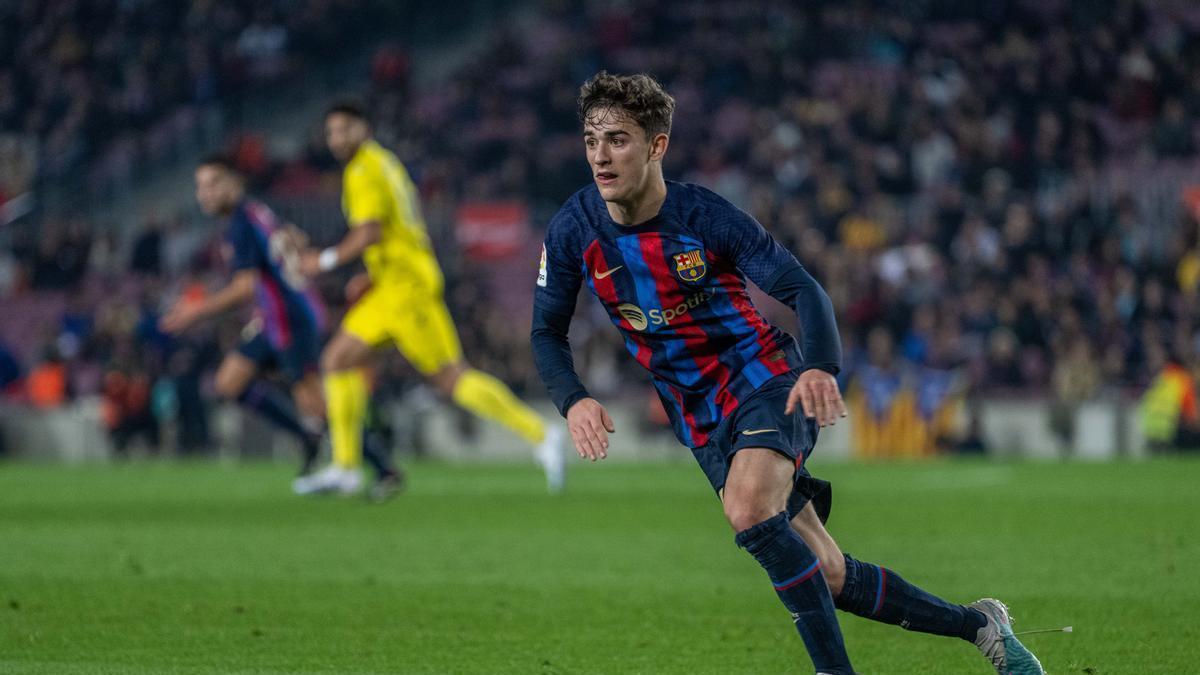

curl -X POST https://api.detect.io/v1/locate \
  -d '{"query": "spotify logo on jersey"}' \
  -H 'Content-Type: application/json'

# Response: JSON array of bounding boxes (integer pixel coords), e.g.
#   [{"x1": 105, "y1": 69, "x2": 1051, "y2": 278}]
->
[
  {"x1": 617, "y1": 304, "x2": 649, "y2": 331},
  {"x1": 616, "y1": 292, "x2": 712, "y2": 332}
]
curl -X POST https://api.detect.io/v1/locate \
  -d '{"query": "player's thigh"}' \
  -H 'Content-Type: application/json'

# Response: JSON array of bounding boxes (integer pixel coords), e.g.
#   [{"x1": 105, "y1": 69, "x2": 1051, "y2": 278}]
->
[
  {"x1": 321, "y1": 329, "x2": 374, "y2": 372},
  {"x1": 336, "y1": 285, "x2": 393, "y2": 365},
  {"x1": 722, "y1": 447, "x2": 797, "y2": 531},
  {"x1": 214, "y1": 351, "x2": 260, "y2": 399},
  {"x1": 390, "y1": 295, "x2": 464, "y2": 377},
  {"x1": 280, "y1": 316, "x2": 322, "y2": 381}
]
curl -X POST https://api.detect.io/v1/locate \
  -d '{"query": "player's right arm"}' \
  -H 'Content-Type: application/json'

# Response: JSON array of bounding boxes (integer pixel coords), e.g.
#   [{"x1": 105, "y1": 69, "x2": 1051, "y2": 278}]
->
[
  {"x1": 300, "y1": 163, "x2": 385, "y2": 277},
  {"x1": 160, "y1": 269, "x2": 257, "y2": 334},
  {"x1": 530, "y1": 212, "x2": 614, "y2": 460},
  {"x1": 161, "y1": 219, "x2": 263, "y2": 334}
]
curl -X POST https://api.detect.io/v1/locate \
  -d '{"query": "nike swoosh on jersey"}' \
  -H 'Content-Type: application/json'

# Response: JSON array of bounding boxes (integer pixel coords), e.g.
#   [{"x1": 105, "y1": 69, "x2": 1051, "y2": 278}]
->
[
  {"x1": 593, "y1": 265, "x2": 623, "y2": 279},
  {"x1": 741, "y1": 428, "x2": 777, "y2": 436}
]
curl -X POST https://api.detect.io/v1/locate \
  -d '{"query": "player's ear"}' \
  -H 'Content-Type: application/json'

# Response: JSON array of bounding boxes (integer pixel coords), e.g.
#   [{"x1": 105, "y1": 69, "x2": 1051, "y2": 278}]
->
[{"x1": 648, "y1": 132, "x2": 669, "y2": 162}]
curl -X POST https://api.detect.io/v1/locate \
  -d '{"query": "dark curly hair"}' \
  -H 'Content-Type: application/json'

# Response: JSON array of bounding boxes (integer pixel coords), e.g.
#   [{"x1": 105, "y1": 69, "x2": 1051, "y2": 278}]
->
[{"x1": 578, "y1": 71, "x2": 675, "y2": 139}]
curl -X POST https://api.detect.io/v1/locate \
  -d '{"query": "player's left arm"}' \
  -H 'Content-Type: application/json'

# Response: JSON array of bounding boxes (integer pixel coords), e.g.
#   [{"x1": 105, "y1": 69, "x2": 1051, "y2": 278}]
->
[
  {"x1": 706, "y1": 201, "x2": 846, "y2": 427},
  {"x1": 769, "y1": 266, "x2": 846, "y2": 428},
  {"x1": 344, "y1": 271, "x2": 373, "y2": 304}
]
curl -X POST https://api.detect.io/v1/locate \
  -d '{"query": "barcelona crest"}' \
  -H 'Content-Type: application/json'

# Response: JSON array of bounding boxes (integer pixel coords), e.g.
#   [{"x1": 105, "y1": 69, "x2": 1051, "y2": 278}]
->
[{"x1": 674, "y1": 249, "x2": 707, "y2": 282}]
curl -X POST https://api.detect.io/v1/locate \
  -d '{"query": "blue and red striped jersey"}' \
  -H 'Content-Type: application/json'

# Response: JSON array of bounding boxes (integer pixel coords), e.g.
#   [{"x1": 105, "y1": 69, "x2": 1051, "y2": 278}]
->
[
  {"x1": 535, "y1": 181, "x2": 821, "y2": 448},
  {"x1": 226, "y1": 199, "x2": 325, "y2": 348}
]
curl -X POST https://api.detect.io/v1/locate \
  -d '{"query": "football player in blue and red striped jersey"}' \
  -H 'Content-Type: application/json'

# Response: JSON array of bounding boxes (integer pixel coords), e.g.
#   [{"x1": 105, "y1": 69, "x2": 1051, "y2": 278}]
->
[
  {"x1": 530, "y1": 72, "x2": 1044, "y2": 675},
  {"x1": 161, "y1": 157, "x2": 401, "y2": 493},
  {"x1": 162, "y1": 156, "x2": 326, "y2": 477}
]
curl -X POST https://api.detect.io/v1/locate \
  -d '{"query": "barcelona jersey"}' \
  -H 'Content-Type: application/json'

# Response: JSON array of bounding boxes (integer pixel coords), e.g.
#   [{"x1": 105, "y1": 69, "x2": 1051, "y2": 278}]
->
[
  {"x1": 226, "y1": 199, "x2": 325, "y2": 348},
  {"x1": 535, "y1": 181, "x2": 809, "y2": 447}
]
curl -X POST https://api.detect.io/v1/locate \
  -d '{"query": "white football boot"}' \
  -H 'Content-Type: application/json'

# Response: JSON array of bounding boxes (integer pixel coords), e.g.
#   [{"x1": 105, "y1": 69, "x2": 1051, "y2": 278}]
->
[
  {"x1": 292, "y1": 464, "x2": 363, "y2": 496},
  {"x1": 535, "y1": 424, "x2": 566, "y2": 494}
]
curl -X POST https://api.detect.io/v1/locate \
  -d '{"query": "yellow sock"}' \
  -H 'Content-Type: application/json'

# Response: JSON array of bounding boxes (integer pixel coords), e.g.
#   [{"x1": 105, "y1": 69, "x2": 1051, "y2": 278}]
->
[
  {"x1": 324, "y1": 369, "x2": 367, "y2": 468},
  {"x1": 452, "y1": 368, "x2": 546, "y2": 444}
]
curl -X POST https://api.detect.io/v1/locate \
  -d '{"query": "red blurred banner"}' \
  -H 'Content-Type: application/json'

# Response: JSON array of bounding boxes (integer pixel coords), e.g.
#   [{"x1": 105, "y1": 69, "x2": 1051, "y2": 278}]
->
[{"x1": 455, "y1": 201, "x2": 531, "y2": 261}]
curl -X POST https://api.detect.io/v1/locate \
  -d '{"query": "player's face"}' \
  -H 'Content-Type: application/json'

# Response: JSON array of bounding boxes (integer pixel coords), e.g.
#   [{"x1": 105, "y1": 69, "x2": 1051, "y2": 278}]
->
[
  {"x1": 583, "y1": 107, "x2": 667, "y2": 204},
  {"x1": 194, "y1": 165, "x2": 240, "y2": 216},
  {"x1": 325, "y1": 113, "x2": 368, "y2": 162}
]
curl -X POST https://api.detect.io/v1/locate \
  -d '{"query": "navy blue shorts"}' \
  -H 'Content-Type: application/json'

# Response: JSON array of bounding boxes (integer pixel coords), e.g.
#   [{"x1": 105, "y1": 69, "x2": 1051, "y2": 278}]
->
[
  {"x1": 691, "y1": 371, "x2": 832, "y2": 523},
  {"x1": 236, "y1": 318, "x2": 320, "y2": 384}
]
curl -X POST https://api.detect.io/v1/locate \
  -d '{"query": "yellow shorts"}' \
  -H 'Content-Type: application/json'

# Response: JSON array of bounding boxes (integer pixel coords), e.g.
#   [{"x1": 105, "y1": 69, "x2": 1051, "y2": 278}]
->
[{"x1": 341, "y1": 283, "x2": 463, "y2": 375}]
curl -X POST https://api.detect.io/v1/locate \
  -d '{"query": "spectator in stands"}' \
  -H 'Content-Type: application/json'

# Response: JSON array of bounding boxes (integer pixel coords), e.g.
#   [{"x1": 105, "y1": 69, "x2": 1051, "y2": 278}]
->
[
  {"x1": 26, "y1": 345, "x2": 68, "y2": 409},
  {"x1": 130, "y1": 219, "x2": 163, "y2": 276},
  {"x1": 5, "y1": 0, "x2": 1200, "y2": 461},
  {"x1": 0, "y1": 340, "x2": 20, "y2": 395},
  {"x1": 0, "y1": 1, "x2": 389, "y2": 195},
  {"x1": 1049, "y1": 336, "x2": 1101, "y2": 455},
  {"x1": 101, "y1": 356, "x2": 160, "y2": 457}
]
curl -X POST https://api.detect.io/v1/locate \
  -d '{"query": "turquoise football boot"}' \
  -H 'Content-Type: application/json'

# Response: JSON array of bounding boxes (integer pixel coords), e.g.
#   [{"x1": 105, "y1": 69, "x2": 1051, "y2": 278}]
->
[{"x1": 969, "y1": 598, "x2": 1046, "y2": 674}]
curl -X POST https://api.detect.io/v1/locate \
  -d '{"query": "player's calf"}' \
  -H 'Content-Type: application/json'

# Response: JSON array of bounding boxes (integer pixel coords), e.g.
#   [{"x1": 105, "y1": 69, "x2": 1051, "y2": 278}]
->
[
  {"x1": 214, "y1": 366, "x2": 252, "y2": 401},
  {"x1": 834, "y1": 553, "x2": 985, "y2": 641},
  {"x1": 788, "y1": 504, "x2": 847, "y2": 596}
]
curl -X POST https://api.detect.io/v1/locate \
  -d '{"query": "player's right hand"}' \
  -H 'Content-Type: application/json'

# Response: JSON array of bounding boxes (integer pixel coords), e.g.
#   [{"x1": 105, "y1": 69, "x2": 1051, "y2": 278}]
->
[
  {"x1": 159, "y1": 303, "x2": 199, "y2": 335},
  {"x1": 566, "y1": 398, "x2": 615, "y2": 461}
]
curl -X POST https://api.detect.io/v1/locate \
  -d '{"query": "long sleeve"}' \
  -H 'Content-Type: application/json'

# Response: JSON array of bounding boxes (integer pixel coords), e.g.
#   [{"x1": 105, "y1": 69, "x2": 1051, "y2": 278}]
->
[
  {"x1": 762, "y1": 265, "x2": 842, "y2": 374},
  {"x1": 531, "y1": 208, "x2": 589, "y2": 416},
  {"x1": 531, "y1": 304, "x2": 591, "y2": 417},
  {"x1": 699, "y1": 187, "x2": 842, "y2": 374}
]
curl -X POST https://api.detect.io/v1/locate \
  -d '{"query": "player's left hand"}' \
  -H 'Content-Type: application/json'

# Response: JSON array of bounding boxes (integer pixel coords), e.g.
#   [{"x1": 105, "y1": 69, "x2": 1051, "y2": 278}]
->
[
  {"x1": 299, "y1": 250, "x2": 322, "y2": 278},
  {"x1": 786, "y1": 369, "x2": 847, "y2": 428},
  {"x1": 344, "y1": 272, "x2": 372, "y2": 303}
]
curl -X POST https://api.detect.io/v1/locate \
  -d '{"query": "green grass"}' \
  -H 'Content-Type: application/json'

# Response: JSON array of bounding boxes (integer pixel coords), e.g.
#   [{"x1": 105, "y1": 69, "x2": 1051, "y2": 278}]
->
[{"x1": 0, "y1": 456, "x2": 1197, "y2": 674}]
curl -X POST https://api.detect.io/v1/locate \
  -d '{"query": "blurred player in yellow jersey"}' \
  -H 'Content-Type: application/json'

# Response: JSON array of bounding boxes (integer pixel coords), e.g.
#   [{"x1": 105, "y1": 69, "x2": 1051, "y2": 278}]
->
[{"x1": 295, "y1": 101, "x2": 564, "y2": 495}]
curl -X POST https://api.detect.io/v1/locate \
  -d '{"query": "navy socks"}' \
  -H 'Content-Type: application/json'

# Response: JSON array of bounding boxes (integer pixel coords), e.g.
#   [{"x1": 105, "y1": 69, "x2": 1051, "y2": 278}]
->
[
  {"x1": 361, "y1": 426, "x2": 397, "y2": 480},
  {"x1": 734, "y1": 514, "x2": 986, "y2": 671},
  {"x1": 736, "y1": 513, "x2": 855, "y2": 675},
  {"x1": 835, "y1": 554, "x2": 985, "y2": 641},
  {"x1": 237, "y1": 381, "x2": 317, "y2": 448}
]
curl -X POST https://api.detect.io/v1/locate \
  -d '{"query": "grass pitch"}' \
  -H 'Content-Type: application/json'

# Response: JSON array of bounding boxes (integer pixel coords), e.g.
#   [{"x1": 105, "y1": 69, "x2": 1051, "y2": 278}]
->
[{"x1": 1, "y1": 456, "x2": 1197, "y2": 674}]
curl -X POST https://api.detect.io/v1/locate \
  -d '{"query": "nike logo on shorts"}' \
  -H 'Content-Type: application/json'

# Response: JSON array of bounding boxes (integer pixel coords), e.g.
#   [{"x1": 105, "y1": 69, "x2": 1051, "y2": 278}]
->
[
  {"x1": 741, "y1": 428, "x2": 776, "y2": 436},
  {"x1": 593, "y1": 265, "x2": 623, "y2": 279}
]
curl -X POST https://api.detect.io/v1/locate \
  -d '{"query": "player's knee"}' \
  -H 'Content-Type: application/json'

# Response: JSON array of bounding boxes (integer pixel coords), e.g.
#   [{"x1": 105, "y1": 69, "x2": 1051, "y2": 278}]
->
[
  {"x1": 430, "y1": 372, "x2": 457, "y2": 397},
  {"x1": 723, "y1": 497, "x2": 779, "y2": 533},
  {"x1": 213, "y1": 373, "x2": 244, "y2": 401},
  {"x1": 293, "y1": 383, "x2": 322, "y2": 419},
  {"x1": 429, "y1": 362, "x2": 466, "y2": 397}
]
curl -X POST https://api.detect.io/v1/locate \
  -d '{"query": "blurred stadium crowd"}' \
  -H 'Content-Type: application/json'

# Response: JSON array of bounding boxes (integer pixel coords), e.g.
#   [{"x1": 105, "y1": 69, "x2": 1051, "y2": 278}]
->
[
  {"x1": 0, "y1": 0, "x2": 386, "y2": 193},
  {"x1": 4, "y1": 0, "x2": 1200, "y2": 455}
]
